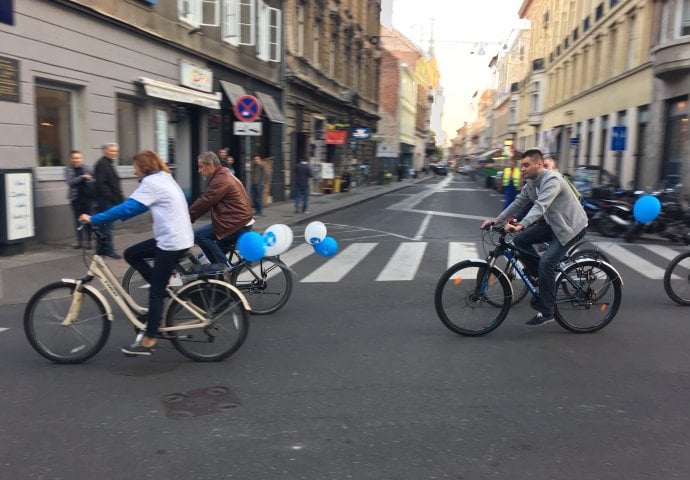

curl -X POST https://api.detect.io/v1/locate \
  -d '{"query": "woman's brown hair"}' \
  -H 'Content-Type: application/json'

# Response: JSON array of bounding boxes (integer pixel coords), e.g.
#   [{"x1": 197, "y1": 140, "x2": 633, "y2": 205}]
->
[{"x1": 133, "y1": 150, "x2": 170, "y2": 175}]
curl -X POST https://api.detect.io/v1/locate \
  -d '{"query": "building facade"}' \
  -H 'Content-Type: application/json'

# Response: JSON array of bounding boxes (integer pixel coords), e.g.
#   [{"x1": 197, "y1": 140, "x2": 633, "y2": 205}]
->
[
  {"x1": 283, "y1": 0, "x2": 381, "y2": 193},
  {"x1": 1, "y1": 0, "x2": 284, "y2": 243}
]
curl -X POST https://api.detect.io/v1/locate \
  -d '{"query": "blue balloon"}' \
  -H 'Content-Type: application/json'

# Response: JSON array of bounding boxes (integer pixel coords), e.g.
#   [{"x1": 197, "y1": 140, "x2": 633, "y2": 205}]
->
[
  {"x1": 313, "y1": 236, "x2": 338, "y2": 257},
  {"x1": 633, "y1": 195, "x2": 661, "y2": 223},
  {"x1": 237, "y1": 231, "x2": 266, "y2": 261}
]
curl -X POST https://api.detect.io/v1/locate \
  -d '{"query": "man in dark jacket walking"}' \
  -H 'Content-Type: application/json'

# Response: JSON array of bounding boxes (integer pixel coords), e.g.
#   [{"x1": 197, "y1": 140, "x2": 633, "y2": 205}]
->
[
  {"x1": 94, "y1": 143, "x2": 124, "y2": 258},
  {"x1": 293, "y1": 159, "x2": 312, "y2": 213}
]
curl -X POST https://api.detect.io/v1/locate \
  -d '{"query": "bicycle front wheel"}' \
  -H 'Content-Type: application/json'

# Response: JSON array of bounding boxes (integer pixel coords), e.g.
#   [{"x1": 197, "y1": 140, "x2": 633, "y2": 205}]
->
[
  {"x1": 24, "y1": 281, "x2": 111, "y2": 364},
  {"x1": 496, "y1": 256, "x2": 529, "y2": 305},
  {"x1": 229, "y1": 256, "x2": 293, "y2": 315},
  {"x1": 554, "y1": 259, "x2": 622, "y2": 333},
  {"x1": 165, "y1": 280, "x2": 249, "y2": 362},
  {"x1": 434, "y1": 260, "x2": 512, "y2": 336},
  {"x1": 663, "y1": 251, "x2": 690, "y2": 306}
]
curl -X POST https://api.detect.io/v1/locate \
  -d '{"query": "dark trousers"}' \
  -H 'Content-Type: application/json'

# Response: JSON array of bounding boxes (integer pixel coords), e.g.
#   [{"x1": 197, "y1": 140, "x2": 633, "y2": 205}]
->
[
  {"x1": 194, "y1": 223, "x2": 252, "y2": 265},
  {"x1": 513, "y1": 223, "x2": 585, "y2": 316},
  {"x1": 251, "y1": 184, "x2": 264, "y2": 214},
  {"x1": 70, "y1": 198, "x2": 92, "y2": 246},
  {"x1": 503, "y1": 185, "x2": 516, "y2": 209},
  {"x1": 96, "y1": 201, "x2": 116, "y2": 255},
  {"x1": 293, "y1": 184, "x2": 309, "y2": 213},
  {"x1": 123, "y1": 238, "x2": 188, "y2": 338}
]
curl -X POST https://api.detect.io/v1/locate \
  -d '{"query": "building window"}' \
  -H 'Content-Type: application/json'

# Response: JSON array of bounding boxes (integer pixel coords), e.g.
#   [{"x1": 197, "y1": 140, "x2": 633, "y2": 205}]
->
[
  {"x1": 682, "y1": 0, "x2": 690, "y2": 36},
  {"x1": 222, "y1": 0, "x2": 255, "y2": 45},
  {"x1": 35, "y1": 84, "x2": 75, "y2": 167},
  {"x1": 627, "y1": 14, "x2": 637, "y2": 70},
  {"x1": 595, "y1": 3, "x2": 604, "y2": 21},
  {"x1": 116, "y1": 97, "x2": 140, "y2": 166},
  {"x1": 609, "y1": 26, "x2": 617, "y2": 78},
  {"x1": 509, "y1": 99, "x2": 517, "y2": 124},
  {"x1": 296, "y1": 3, "x2": 304, "y2": 56},
  {"x1": 238, "y1": 0, "x2": 255, "y2": 45},
  {"x1": 530, "y1": 81, "x2": 540, "y2": 113},
  {"x1": 222, "y1": 0, "x2": 239, "y2": 45},
  {"x1": 599, "y1": 115, "x2": 608, "y2": 164},
  {"x1": 257, "y1": 1, "x2": 281, "y2": 62},
  {"x1": 178, "y1": 0, "x2": 220, "y2": 28},
  {"x1": 312, "y1": 21, "x2": 320, "y2": 66},
  {"x1": 583, "y1": 15, "x2": 591, "y2": 32}
]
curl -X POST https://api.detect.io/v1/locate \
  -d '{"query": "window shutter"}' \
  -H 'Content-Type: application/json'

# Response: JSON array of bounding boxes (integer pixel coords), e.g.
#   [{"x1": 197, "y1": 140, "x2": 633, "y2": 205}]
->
[
  {"x1": 222, "y1": 0, "x2": 239, "y2": 45},
  {"x1": 257, "y1": 0, "x2": 268, "y2": 61}
]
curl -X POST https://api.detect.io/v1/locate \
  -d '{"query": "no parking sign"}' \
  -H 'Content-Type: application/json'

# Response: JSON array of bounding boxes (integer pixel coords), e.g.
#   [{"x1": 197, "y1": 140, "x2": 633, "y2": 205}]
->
[{"x1": 233, "y1": 95, "x2": 262, "y2": 122}]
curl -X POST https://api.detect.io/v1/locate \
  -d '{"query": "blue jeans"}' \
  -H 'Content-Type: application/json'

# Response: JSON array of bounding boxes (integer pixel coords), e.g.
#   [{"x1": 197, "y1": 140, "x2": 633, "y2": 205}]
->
[
  {"x1": 503, "y1": 185, "x2": 516, "y2": 210},
  {"x1": 513, "y1": 222, "x2": 583, "y2": 317},
  {"x1": 194, "y1": 223, "x2": 253, "y2": 265},
  {"x1": 293, "y1": 184, "x2": 309, "y2": 213},
  {"x1": 123, "y1": 238, "x2": 188, "y2": 338},
  {"x1": 251, "y1": 184, "x2": 264, "y2": 214}
]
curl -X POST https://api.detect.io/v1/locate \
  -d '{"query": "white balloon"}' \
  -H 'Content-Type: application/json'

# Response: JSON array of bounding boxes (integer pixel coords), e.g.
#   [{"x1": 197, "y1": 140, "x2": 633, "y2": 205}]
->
[
  {"x1": 304, "y1": 221, "x2": 327, "y2": 245},
  {"x1": 263, "y1": 224, "x2": 294, "y2": 256}
]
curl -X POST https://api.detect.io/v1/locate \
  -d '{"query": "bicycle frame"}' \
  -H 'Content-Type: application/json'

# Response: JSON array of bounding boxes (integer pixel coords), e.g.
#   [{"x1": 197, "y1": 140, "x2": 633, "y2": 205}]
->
[{"x1": 62, "y1": 252, "x2": 246, "y2": 333}]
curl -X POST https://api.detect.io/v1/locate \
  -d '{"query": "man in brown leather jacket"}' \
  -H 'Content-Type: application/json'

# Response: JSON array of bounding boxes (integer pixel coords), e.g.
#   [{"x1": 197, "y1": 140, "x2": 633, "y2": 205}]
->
[{"x1": 189, "y1": 151, "x2": 254, "y2": 264}]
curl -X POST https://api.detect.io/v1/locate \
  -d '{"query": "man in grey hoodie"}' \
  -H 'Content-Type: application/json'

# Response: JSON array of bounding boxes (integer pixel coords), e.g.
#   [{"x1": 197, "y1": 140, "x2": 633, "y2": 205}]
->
[{"x1": 481, "y1": 148, "x2": 587, "y2": 326}]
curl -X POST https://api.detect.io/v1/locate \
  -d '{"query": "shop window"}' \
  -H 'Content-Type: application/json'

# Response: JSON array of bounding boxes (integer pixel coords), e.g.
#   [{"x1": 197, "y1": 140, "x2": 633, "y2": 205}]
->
[
  {"x1": 35, "y1": 84, "x2": 75, "y2": 167},
  {"x1": 116, "y1": 98, "x2": 140, "y2": 166},
  {"x1": 178, "y1": 0, "x2": 220, "y2": 28},
  {"x1": 662, "y1": 98, "x2": 689, "y2": 181}
]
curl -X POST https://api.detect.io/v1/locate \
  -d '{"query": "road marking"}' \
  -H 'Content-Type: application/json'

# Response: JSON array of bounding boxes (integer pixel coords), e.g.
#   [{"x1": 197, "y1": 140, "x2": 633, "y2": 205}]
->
[
  {"x1": 448, "y1": 242, "x2": 480, "y2": 268},
  {"x1": 301, "y1": 243, "x2": 377, "y2": 282},
  {"x1": 640, "y1": 244, "x2": 682, "y2": 262},
  {"x1": 376, "y1": 242, "x2": 427, "y2": 281},
  {"x1": 413, "y1": 214, "x2": 432, "y2": 240},
  {"x1": 278, "y1": 243, "x2": 314, "y2": 267},
  {"x1": 605, "y1": 244, "x2": 667, "y2": 279},
  {"x1": 0, "y1": 328, "x2": 8, "y2": 333}
]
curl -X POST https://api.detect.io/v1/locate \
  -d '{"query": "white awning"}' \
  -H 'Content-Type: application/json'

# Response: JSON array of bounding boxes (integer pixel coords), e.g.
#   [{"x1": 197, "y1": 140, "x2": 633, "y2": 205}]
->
[
  {"x1": 140, "y1": 77, "x2": 221, "y2": 109},
  {"x1": 255, "y1": 91, "x2": 285, "y2": 123},
  {"x1": 219, "y1": 80, "x2": 248, "y2": 105}
]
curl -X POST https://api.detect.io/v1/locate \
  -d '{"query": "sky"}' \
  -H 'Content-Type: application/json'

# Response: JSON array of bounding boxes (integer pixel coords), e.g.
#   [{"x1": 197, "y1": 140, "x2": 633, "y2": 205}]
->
[{"x1": 387, "y1": 0, "x2": 526, "y2": 144}]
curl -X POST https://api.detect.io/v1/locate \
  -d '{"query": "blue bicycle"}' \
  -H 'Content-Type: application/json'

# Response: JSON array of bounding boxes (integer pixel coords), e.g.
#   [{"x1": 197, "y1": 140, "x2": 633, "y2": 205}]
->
[{"x1": 434, "y1": 225, "x2": 623, "y2": 336}]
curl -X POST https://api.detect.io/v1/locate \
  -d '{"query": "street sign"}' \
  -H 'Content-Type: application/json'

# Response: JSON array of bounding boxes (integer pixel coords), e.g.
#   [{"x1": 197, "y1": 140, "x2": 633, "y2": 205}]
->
[
  {"x1": 611, "y1": 125, "x2": 627, "y2": 151},
  {"x1": 233, "y1": 95, "x2": 262, "y2": 122},
  {"x1": 233, "y1": 121, "x2": 262, "y2": 136},
  {"x1": 352, "y1": 127, "x2": 370, "y2": 139},
  {"x1": 569, "y1": 136, "x2": 580, "y2": 146}
]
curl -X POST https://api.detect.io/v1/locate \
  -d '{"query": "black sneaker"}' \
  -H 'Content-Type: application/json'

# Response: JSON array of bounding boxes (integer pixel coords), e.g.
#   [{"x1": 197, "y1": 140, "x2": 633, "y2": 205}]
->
[
  {"x1": 105, "y1": 252, "x2": 122, "y2": 259},
  {"x1": 526, "y1": 313, "x2": 555, "y2": 326},
  {"x1": 121, "y1": 343, "x2": 155, "y2": 356}
]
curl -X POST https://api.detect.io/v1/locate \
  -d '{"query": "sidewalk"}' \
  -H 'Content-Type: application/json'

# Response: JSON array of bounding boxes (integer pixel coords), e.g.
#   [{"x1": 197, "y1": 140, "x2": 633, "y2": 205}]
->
[{"x1": 0, "y1": 176, "x2": 431, "y2": 306}]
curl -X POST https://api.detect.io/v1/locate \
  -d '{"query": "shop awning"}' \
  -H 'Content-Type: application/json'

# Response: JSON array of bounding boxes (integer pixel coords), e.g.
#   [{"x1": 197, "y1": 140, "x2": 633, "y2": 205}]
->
[
  {"x1": 219, "y1": 80, "x2": 248, "y2": 105},
  {"x1": 140, "y1": 77, "x2": 221, "y2": 109},
  {"x1": 255, "y1": 91, "x2": 285, "y2": 123}
]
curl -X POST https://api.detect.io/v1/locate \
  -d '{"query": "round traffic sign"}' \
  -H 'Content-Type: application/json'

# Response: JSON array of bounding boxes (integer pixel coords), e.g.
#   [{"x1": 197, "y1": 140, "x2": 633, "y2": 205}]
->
[{"x1": 233, "y1": 95, "x2": 262, "y2": 122}]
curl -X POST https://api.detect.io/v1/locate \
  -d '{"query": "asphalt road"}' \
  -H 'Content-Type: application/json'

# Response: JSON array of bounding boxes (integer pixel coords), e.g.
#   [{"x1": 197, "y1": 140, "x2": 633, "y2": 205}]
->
[{"x1": 1, "y1": 174, "x2": 689, "y2": 479}]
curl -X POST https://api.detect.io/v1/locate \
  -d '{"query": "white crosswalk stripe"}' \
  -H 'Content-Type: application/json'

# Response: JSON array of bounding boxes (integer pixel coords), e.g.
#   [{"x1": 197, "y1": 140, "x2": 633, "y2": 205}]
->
[
  {"x1": 301, "y1": 243, "x2": 377, "y2": 282},
  {"x1": 280, "y1": 239, "x2": 683, "y2": 283},
  {"x1": 376, "y1": 242, "x2": 427, "y2": 281}
]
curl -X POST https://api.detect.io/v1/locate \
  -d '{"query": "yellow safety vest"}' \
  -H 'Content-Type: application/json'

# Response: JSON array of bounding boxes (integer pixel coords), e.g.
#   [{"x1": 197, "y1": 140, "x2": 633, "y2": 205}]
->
[{"x1": 502, "y1": 167, "x2": 520, "y2": 187}]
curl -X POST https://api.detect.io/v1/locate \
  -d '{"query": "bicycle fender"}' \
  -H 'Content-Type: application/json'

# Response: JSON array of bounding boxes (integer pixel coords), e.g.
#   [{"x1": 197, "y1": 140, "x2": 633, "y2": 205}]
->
[
  {"x1": 59, "y1": 278, "x2": 114, "y2": 321},
  {"x1": 556, "y1": 258, "x2": 624, "y2": 286}
]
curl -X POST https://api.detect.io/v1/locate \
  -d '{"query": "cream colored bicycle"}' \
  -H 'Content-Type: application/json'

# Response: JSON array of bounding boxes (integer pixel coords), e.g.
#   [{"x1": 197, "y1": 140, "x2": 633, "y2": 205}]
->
[{"x1": 23, "y1": 228, "x2": 251, "y2": 364}]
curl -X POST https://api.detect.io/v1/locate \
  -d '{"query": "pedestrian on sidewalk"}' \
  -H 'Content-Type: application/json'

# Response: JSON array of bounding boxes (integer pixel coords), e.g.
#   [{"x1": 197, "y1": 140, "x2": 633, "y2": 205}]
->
[
  {"x1": 189, "y1": 151, "x2": 254, "y2": 265},
  {"x1": 500, "y1": 153, "x2": 521, "y2": 209},
  {"x1": 250, "y1": 154, "x2": 265, "y2": 215},
  {"x1": 94, "y1": 143, "x2": 124, "y2": 258},
  {"x1": 80, "y1": 150, "x2": 194, "y2": 356},
  {"x1": 64, "y1": 150, "x2": 94, "y2": 249},
  {"x1": 293, "y1": 159, "x2": 312, "y2": 213}
]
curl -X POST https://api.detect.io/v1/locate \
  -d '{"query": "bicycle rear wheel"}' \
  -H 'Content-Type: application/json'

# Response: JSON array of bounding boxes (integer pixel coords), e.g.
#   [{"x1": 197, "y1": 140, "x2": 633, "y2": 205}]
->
[
  {"x1": 663, "y1": 251, "x2": 690, "y2": 306},
  {"x1": 434, "y1": 260, "x2": 512, "y2": 336},
  {"x1": 165, "y1": 280, "x2": 249, "y2": 362},
  {"x1": 229, "y1": 256, "x2": 293, "y2": 315},
  {"x1": 554, "y1": 259, "x2": 622, "y2": 333},
  {"x1": 24, "y1": 281, "x2": 111, "y2": 364}
]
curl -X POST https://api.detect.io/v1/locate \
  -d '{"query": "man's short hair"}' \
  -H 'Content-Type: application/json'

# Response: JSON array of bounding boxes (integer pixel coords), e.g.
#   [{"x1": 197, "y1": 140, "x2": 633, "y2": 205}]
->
[
  {"x1": 102, "y1": 143, "x2": 118, "y2": 151},
  {"x1": 522, "y1": 148, "x2": 544, "y2": 159},
  {"x1": 198, "y1": 151, "x2": 221, "y2": 167}
]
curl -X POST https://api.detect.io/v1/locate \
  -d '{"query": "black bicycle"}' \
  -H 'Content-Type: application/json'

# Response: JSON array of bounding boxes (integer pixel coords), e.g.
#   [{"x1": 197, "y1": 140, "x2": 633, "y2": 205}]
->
[
  {"x1": 663, "y1": 250, "x2": 690, "y2": 305},
  {"x1": 122, "y1": 244, "x2": 293, "y2": 315},
  {"x1": 435, "y1": 225, "x2": 623, "y2": 336}
]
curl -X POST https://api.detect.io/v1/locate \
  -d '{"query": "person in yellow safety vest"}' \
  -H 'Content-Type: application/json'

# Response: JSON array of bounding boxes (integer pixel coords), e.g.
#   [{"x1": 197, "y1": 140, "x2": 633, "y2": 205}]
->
[{"x1": 502, "y1": 155, "x2": 521, "y2": 209}]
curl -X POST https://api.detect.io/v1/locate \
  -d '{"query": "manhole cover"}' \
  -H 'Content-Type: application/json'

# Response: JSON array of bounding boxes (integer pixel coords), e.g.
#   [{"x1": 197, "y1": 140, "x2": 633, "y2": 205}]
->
[{"x1": 162, "y1": 386, "x2": 241, "y2": 419}]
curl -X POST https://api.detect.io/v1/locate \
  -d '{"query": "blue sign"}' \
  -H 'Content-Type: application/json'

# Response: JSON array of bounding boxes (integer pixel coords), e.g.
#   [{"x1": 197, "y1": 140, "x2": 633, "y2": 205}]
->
[
  {"x1": 352, "y1": 127, "x2": 370, "y2": 139},
  {"x1": 233, "y1": 95, "x2": 262, "y2": 122},
  {"x1": 569, "y1": 136, "x2": 580, "y2": 146},
  {"x1": 611, "y1": 125, "x2": 627, "y2": 151},
  {"x1": 0, "y1": 0, "x2": 13, "y2": 25}
]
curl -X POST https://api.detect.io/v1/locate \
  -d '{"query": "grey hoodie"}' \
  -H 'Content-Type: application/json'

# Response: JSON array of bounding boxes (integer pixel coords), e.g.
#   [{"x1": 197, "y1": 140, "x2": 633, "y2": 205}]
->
[{"x1": 497, "y1": 169, "x2": 587, "y2": 246}]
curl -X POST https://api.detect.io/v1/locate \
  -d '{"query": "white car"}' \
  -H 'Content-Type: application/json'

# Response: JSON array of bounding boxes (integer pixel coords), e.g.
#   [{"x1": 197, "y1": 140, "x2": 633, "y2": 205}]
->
[{"x1": 457, "y1": 165, "x2": 474, "y2": 175}]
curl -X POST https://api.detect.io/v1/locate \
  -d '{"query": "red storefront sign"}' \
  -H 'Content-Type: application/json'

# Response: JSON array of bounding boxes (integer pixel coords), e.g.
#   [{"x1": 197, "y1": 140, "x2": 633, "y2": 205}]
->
[{"x1": 326, "y1": 130, "x2": 347, "y2": 145}]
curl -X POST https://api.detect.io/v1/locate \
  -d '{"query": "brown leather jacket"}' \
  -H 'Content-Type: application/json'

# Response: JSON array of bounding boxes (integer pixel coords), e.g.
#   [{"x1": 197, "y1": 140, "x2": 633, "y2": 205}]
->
[{"x1": 188, "y1": 167, "x2": 253, "y2": 240}]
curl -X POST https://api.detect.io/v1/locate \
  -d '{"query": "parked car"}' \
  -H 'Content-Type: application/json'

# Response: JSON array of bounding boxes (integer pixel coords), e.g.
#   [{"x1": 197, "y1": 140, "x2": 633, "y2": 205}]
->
[
  {"x1": 457, "y1": 164, "x2": 474, "y2": 175},
  {"x1": 435, "y1": 164, "x2": 448, "y2": 176}
]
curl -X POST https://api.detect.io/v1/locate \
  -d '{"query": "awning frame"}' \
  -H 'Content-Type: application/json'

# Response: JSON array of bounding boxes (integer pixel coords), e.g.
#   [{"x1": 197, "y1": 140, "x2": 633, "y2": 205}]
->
[{"x1": 140, "y1": 77, "x2": 221, "y2": 109}]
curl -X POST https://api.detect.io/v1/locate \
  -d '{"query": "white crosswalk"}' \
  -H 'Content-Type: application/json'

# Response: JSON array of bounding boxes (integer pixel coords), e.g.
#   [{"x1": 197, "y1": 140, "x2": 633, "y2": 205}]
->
[{"x1": 280, "y1": 240, "x2": 683, "y2": 284}]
